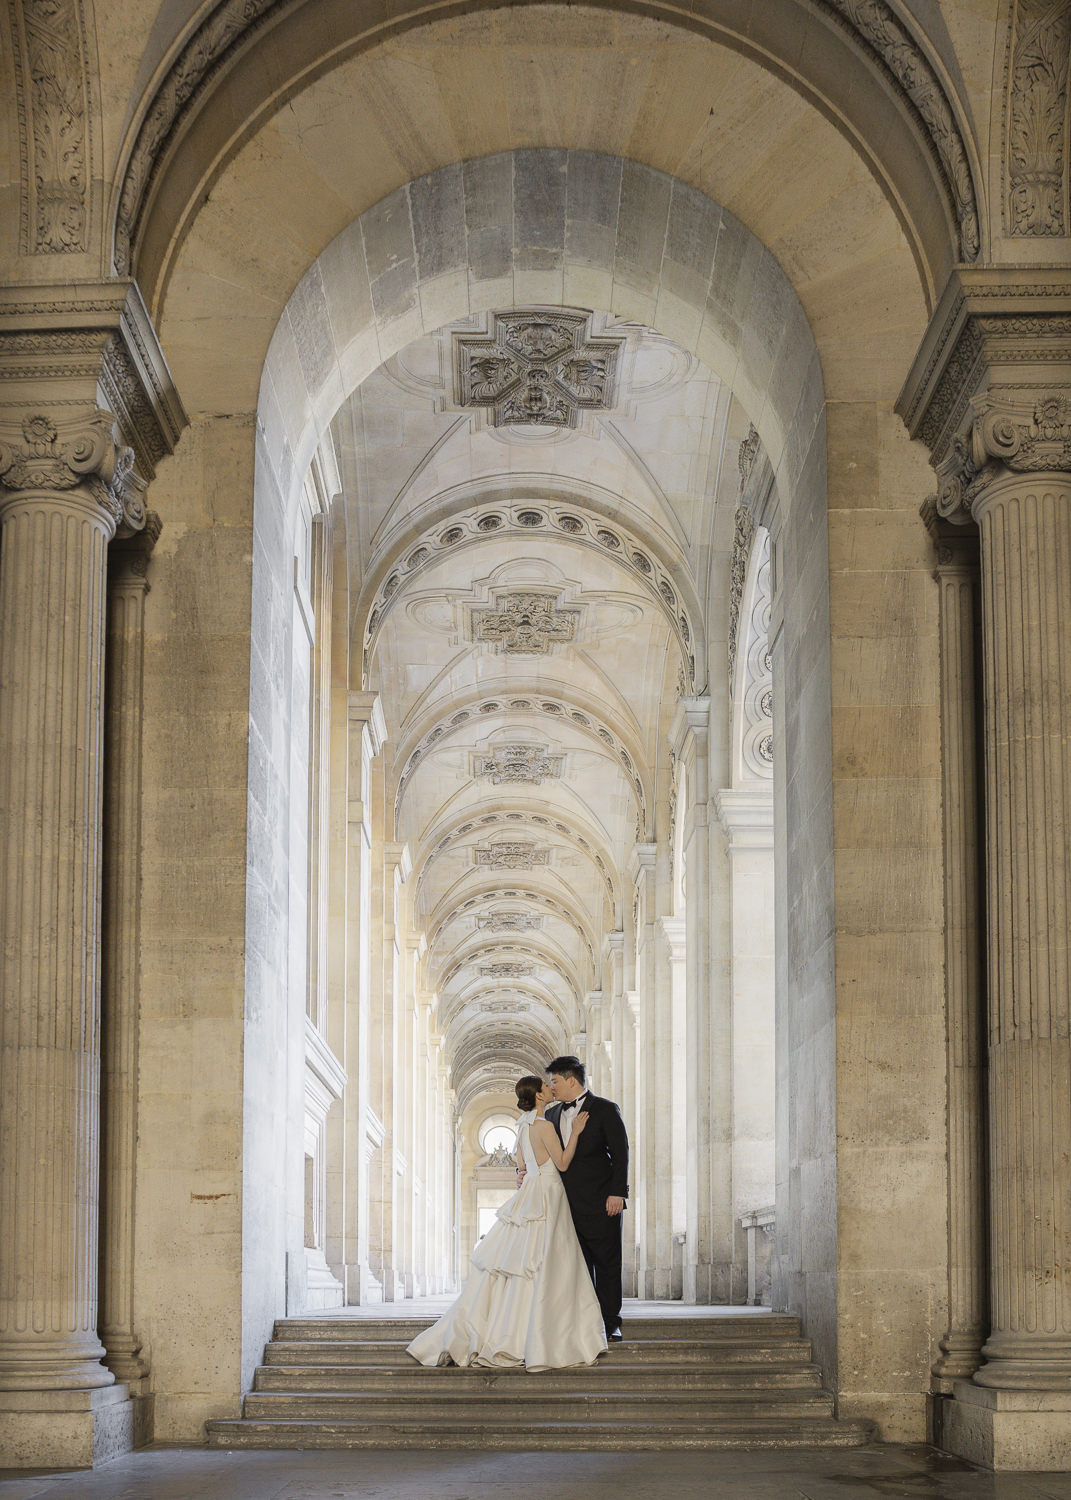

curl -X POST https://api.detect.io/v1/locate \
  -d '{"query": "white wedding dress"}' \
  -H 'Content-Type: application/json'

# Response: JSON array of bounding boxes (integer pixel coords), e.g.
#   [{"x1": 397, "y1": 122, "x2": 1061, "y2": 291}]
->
[{"x1": 406, "y1": 1113, "x2": 607, "y2": 1370}]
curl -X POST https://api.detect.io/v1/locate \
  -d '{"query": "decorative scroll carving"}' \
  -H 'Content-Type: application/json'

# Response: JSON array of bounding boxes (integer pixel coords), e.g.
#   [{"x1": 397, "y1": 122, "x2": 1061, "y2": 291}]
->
[
  {"x1": 478, "y1": 962, "x2": 534, "y2": 978},
  {"x1": 1004, "y1": 0, "x2": 1071, "y2": 236},
  {"x1": 728, "y1": 505, "x2": 757, "y2": 694},
  {"x1": 11, "y1": 0, "x2": 91, "y2": 253},
  {"x1": 476, "y1": 911, "x2": 542, "y2": 933},
  {"x1": 936, "y1": 393, "x2": 1071, "y2": 520},
  {"x1": 738, "y1": 533, "x2": 774, "y2": 778},
  {"x1": 474, "y1": 842, "x2": 550, "y2": 870},
  {"x1": 825, "y1": 0, "x2": 980, "y2": 260},
  {"x1": 454, "y1": 311, "x2": 622, "y2": 428},
  {"x1": 473, "y1": 744, "x2": 564, "y2": 786},
  {"x1": 0, "y1": 412, "x2": 133, "y2": 527},
  {"x1": 472, "y1": 593, "x2": 580, "y2": 655}
]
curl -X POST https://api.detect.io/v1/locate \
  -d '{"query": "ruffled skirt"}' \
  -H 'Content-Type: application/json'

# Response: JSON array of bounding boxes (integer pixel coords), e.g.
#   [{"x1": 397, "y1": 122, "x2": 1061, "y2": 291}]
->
[{"x1": 406, "y1": 1160, "x2": 607, "y2": 1370}]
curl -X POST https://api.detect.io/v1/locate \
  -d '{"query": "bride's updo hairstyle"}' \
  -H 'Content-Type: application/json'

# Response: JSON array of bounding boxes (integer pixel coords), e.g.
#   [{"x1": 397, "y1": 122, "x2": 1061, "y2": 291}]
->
[{"x1": 515, "y1": 1075, "x2": 543, "y2": 1111}]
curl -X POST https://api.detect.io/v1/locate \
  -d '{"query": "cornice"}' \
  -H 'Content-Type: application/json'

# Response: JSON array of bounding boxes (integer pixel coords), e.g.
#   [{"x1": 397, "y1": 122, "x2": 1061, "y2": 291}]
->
[{"x1": 0, "y1": 282, "x2": 187, "y2": 481}]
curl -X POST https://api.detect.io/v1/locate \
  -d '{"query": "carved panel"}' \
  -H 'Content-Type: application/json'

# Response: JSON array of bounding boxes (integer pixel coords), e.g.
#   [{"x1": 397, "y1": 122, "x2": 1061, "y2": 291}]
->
[
  {"x1": 454, "y1": 311, "x2": 622, "y2": 428},
  {"x1": 737, "y1": 531, "x2": 774, "y2": 780},
  {"x1": 728, "y1": 504, "x2": 757, "y2": 695},
  {"x1": 478, "y1": 962, "x2": 534, "y2": 978},
  {"x1": 473, "y1": 744, "x2": 564, "y2": 786},
  {"x1": 473, "y1": 841, "x2": 550, "y2": 870},
  {"x1": 476, "y1": 911, "x2": 542, "y2": 933},
  {"x1": 10, "y1": 0, "x2": 91, "y2": 253},
  {"x1": 1003, "y1": 0, "x2": 1071, "y2": 236},
  {"x1": 472, "y1": 592, "x2": 579, "y2": 655}
]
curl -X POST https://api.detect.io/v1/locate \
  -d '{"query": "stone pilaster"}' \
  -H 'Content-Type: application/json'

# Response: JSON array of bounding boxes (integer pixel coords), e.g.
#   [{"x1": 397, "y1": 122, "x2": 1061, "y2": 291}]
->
[
  {"x1": 899, "y1": 268, "x2": 1071, "y2": 1469},
  {"x1": 0, "y1": 414, "x2": 132, "y2": 1454},
  {"x1": 99, "y1": 514, "x2": 161, "y2": 1385},
  {"x1": 923, "y1": 508, "x2": 988, "y2": 1393}
]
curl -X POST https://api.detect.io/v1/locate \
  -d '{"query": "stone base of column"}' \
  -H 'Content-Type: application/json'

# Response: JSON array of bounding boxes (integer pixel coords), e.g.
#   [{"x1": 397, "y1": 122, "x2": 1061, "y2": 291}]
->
[
  {"x1": 683, "y1": 1260, "x2": 730, "y2": 1304},
  {"x1": 344, "y1": 1262, "x2": 383, "y2": 1303},
  {"x1": 940, "y1": 1382, "x2": 1071, "y2": 1471},
  {"x1": 0, "y1": 1385, "x2": 137, "y2": 1469},
  {"x1": 641, "y1": 1267, "x2": 676, "y2": 1299}
]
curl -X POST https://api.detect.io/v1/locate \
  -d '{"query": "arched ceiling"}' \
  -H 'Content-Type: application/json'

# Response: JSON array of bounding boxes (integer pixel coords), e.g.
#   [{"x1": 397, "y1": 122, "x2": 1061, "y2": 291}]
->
[{"x1": 340, "y1": 306, "x2": 738, "y2": 1105}]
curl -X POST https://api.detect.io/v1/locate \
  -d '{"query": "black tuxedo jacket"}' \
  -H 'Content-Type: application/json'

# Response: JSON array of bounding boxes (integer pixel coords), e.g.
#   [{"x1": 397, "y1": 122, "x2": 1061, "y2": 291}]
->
[{"x1": 547, "y1": 1093, "x2": 629, "y2": 1216}]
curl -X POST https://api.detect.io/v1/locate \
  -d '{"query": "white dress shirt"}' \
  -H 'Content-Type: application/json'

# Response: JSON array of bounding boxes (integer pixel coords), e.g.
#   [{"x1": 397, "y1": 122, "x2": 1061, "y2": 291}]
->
[{"x1": 559, "y1": 1090, "x2": 587, "y2": 1146}]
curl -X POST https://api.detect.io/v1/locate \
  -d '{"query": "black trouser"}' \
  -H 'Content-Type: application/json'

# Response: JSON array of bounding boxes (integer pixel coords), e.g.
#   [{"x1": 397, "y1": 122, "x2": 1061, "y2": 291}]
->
[{"x1": 571, "y1": 1208, "x2": 623, "y2": 1336}]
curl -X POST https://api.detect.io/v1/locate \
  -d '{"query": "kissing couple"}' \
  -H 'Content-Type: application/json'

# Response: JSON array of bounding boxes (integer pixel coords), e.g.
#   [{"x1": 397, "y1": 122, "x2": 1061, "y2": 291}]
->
[{"x1": 407, "y1": 1056, "x2": 630, "y2": 1370}]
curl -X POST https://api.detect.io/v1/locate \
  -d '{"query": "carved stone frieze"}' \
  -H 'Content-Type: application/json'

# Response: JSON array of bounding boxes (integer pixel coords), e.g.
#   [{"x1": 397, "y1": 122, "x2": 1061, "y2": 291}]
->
[
  {"x1": 1003, "y1": 0, "x2": 1071, "y2": 237},
  {"x1": 450, "y1": 310, "x2": 619, "y2": 429},
  {"x1": 476, "y1": 912, "x2": 542, "y2": 933},
  {"x1": 471, "y1": 593, "x2": 580, "y2": 655},
  {"x1": 473, "y1": 842, "x2": 550, "y2": 870},
  {"x1": 10, "y1": 0, "x2": 91, "y2": 253},
  {"x1": 473, "y1": 744, "x2": 564, "y2": 786},
  {"x1": 478, "y1": 962, "x2": 534, "y2": 978},
  {"x1": 0, "y1": 412, "x2": 132, "y2": 528}
]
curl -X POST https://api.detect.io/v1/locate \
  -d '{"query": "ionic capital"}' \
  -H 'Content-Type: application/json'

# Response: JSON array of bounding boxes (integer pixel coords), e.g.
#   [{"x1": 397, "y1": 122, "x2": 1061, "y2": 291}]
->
[
  {"x1": 109, "y1": 509, "x2": 162, "y2": 588},
  {"x1": 934, "y1": 393, "x2": 1071, "y2": 522},
  {"x1": 0, "y1": 411, "x2": 137, "y2": 531}
]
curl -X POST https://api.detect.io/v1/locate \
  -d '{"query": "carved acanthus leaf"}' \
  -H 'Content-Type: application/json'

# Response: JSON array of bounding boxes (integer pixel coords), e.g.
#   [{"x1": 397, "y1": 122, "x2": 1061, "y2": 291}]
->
[
  {"x1": 936, "y1": 394, "x2": 1071, "y2": 520},
  {"x1": 1004, "y1": 0, "x2": 1071, "y2": 237},
  {"x1": 12, "y1": 0, "x2": 91, "y2": 254}
]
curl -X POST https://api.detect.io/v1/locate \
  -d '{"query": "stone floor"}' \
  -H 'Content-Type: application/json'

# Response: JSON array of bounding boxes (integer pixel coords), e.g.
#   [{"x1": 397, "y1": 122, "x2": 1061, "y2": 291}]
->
[{"x1": 2, "y1": 1445, "x2": 1071, "y2": 1498}]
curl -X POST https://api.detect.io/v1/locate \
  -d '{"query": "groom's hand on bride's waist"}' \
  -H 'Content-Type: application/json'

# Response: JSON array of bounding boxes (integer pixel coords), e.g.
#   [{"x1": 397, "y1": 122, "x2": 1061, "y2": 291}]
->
[{"x1": 606, "y1": 1196, "x2": 625, "y2": 1217}]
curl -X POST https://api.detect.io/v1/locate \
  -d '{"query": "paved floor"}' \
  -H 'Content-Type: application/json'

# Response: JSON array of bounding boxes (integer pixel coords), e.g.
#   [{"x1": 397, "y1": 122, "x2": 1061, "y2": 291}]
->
[{"x1": 2, "y1": 1445, "x2": 1071, "y2": 1500}]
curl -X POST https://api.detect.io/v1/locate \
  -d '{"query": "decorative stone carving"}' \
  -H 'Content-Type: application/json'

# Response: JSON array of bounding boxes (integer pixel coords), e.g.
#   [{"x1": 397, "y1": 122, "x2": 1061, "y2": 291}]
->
[
  {"x1": 473, "y1": 744, "x2": 564, "y2": 786},
  {"x1": 10, "y1": 0, "x2": 91, "y2": 253},
  {"x1": 476, "y1": 911, "x2": 542, "y2": 933},
  {"x1": 478, "y1": 1001, "x2": 517, "y2": 1013},
  {"x1": 478, "y1": 962, "x2": 534, "y2": 978},
  {"x1": 473, "y1": 842, "x2": 550, "y2": 870},
  {"x1": 738, "y1": 424, "x2": 760, "y2": 487},
  {"x1": 738, "y1": 534, "x2": 774, "y2": 778},
  {"x1": 0, "y1": 412, "x2": 131, "y2": 527},
  {"x1": 472, "y1": 593, "x2": 580, "y2": 654},
  {"x1": 1003, "y1": 0, "x2": 1071, "y2": 236},
  {"x1": 365, "y1": 500, "x2": 697, "y2": 688},
  {"x1": 454, "y1": 311, "x2": 622, "y2": 428},
  {"x1": 728, "y1": 505, "x2": 757, "y2": 694},
  {"x1": 825, "y1": 0, "x2": 979, "y2": 260},
  {"x1": 935, "y1": 394, "x2": 1071, "y2": 521}
]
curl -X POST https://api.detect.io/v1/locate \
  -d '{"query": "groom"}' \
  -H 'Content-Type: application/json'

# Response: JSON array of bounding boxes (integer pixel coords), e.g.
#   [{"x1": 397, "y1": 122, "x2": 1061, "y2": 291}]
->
[{"x1": 546, "y1": 1055, "x2": 629, "y2": 1341}]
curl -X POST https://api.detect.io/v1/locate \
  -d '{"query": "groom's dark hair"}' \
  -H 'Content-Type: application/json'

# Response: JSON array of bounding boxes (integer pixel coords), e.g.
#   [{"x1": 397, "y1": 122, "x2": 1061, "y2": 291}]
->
[{"x1": 547, "y1": 1055, "x2": 586, "y2": 1085}]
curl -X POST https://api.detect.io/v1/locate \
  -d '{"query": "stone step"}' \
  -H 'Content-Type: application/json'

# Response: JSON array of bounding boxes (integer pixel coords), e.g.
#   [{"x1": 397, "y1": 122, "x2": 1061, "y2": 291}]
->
[
  {"x1": 240, "y1": 1391, "x2": 836, "y2": 1423},
  {"x1": 271, "y1": 1315, "x2": 801, "y2": 1343},
  {"x1": 253, "y1": 1363, "x2": 826, "y2": 1393},
  {"x1": 261, "y1": 1338, "x2": 817, "y2": 1367},
  {"x1": 205, "y1": 1415, "x2": 875, "y2": 1451}
]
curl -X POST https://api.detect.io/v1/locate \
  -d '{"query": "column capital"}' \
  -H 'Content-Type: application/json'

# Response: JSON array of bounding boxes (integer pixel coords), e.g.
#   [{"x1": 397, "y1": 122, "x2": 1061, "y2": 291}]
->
[
  {"x1": 109, "y1": 510, "x2": 162, "y2": 589},
  {"x1": 714, "y1": 787, "x2": 775, "y2": 849},
  {"x1": 897, "y1": 267, "x2": 1071, "y2": 523},
  {"x1": 0, "y1": 281, "x2": 186, "y2": 484},
  {"x1": 0, "y1": 410, "x2": 138, "y2": 533}
]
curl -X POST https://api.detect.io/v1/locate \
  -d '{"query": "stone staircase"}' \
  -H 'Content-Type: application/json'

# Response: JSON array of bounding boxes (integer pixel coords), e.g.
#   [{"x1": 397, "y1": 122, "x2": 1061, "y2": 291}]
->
[{"x1": 206, "y1": 1311, "x2": 874, "y2": 1450}]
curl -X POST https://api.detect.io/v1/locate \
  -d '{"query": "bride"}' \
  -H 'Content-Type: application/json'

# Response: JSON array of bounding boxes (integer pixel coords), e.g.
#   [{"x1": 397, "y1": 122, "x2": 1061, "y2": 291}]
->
[{"x1": 406, "y1": 1074, "x2": 607, "y2": 1370}]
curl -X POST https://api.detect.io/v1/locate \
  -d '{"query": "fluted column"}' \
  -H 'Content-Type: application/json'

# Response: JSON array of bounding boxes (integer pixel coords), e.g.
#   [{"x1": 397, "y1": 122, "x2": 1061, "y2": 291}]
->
[
  {"x1": 969, "y1": 467, "x2": 1071, "y2": 1391},
  {"x1": 925, "y1": 511, "x2": 988, "y2": 1392},
  {"x1": 99, "y1": 515, "x2": 160, "y2": 1383},
  {"x1": 0, "y1": 412, "x2": 131, "y2": 1393}
]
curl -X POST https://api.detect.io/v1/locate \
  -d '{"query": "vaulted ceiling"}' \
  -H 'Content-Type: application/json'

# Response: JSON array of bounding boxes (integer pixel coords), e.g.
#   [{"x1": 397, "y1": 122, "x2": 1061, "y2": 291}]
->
[{"x1": 334, "y1": 307, "x2": 741, "y2": 1109}]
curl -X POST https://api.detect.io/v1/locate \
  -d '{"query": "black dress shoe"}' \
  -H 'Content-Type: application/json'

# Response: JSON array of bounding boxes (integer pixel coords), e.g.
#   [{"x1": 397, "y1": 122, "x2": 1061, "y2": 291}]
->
[{"x1": 608, "y1": 1328, "x2": 623, "y2": 1341}]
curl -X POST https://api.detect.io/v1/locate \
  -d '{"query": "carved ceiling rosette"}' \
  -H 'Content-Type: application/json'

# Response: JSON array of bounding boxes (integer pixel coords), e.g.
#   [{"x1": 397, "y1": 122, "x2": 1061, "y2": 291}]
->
[
  {"x1": 473, "y1": 744, "x2": 564, "y2": 786},
  {"x1": 454, "y1": 311, "x2": 622, "y2": 429},
  {"x1": 471, "y1": 592, "x2": 580, "y2": 655},
  {"x1": 473, "y1": 841, "x2": 551, "y2": 870}
]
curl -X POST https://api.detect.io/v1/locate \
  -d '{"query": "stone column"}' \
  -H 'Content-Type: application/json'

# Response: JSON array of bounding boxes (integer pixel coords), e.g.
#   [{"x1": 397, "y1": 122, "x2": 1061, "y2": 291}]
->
[
  {"x1": 99, "y1": 514, "x2": 160, "y2": 1384},
  {"x1": 898, "y1": 268, "x2": 1071, "y2": 1469},
  {"x1": 923, "y1": 510, "x2": 988, "y2": 1393},
  {"x1": 0, "y1": 413, "x2": 129, "y2": 1412}
]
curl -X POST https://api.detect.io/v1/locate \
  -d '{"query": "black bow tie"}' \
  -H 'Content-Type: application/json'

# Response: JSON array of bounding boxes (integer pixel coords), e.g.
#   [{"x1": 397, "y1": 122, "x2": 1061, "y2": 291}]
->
[{"x1": 562, "y1": 1098, "x2": 583, "y2": 1111}]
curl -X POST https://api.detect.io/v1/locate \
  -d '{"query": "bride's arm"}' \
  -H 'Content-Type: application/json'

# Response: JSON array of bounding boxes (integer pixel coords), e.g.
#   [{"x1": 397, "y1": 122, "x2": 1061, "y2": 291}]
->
[{"x1": 532, "y1": 1114, "x2": 588, "y2": 1171}]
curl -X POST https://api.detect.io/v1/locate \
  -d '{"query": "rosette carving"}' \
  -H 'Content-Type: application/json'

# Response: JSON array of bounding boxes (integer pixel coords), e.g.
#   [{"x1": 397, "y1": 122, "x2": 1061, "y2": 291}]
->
[{"x1": 0, "y1": 412, "x2": 138, "y2": 529}]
